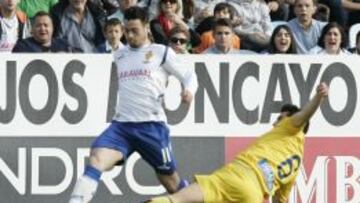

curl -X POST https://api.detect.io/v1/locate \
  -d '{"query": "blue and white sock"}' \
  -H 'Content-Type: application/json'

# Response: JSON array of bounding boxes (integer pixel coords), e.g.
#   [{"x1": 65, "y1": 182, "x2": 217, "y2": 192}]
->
[{"x1": 69, "y1": 165, "x2": 102, "y2": 203}]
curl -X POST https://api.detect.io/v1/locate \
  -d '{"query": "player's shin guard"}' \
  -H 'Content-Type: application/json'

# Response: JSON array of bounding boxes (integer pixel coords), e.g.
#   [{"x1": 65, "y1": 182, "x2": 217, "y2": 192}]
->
[
  {"x1": 69, "y1": 165, "x2": 102, "y2": 203},
  {"x1": 177, "y1": 179, "x2": 189, "y2": 191}
]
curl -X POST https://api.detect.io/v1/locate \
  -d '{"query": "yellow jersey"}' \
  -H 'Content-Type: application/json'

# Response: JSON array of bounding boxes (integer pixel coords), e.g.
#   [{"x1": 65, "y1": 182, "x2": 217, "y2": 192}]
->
[{"x1": 236, "y1": 117, "x2": 305, "y2": 202}]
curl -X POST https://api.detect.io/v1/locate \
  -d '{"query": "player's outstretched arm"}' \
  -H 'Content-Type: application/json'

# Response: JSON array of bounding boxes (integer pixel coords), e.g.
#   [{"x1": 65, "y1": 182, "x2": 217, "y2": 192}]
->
[
  {"x1": 162, "y1": 48, "x2": 198, "y2": 104},
  {"x1": 291, "y1": 82, "x2": 329, "y2": 127}
]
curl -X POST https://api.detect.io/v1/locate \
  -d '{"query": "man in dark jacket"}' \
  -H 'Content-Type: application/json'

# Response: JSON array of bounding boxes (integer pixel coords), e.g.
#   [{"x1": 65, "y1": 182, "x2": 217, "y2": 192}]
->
[{"x1": 12, "y1": 11, "x2": 73, "y2": 52}]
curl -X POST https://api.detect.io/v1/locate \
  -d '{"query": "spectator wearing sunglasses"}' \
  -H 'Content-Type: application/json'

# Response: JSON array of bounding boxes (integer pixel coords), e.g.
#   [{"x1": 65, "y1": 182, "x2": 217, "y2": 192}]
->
[
  {"x1": 168, "y1": 26, "x2": 190, "y2": 54},
  {"x1": 150, "y1": 0, "x2": 200, "y2": 47}
]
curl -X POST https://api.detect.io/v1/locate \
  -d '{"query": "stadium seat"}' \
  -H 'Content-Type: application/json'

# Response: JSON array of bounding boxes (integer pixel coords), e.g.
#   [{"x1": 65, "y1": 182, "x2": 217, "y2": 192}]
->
[
  {"x1": 271, "y1": 21, "x2": 288, "y2": 34},
  {"x1": 349, "y1": 23, "x2": 360, "y2": 48}
]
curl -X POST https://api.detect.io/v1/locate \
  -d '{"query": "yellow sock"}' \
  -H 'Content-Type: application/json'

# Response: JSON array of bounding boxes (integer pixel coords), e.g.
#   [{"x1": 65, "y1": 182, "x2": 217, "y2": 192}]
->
[{"x1": 148, "y1": 196, "x2": 172, "y2": 203}]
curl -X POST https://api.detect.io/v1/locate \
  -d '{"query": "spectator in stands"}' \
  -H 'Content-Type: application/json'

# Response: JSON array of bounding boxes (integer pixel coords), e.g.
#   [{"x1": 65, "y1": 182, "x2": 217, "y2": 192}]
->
[
  {"x1": 107, "y1": 0, "x2": 138, "y2": 21},
  {"x1": 203, "y1": 18, "x2": 251, "y2": 54},
  {"x1": 168, "y1": 25, "x2": 190, "y2": 53},
  {"x1": 317, "y1": 0, "x2": 344, "y2": 26},
  {"x1": 349, "y1": 31, "x2": 360, "y2": 54},
  {"x1": 96, "y1": 18, "x2": 124, "y2": 53},
  {"x1": 287, "y1": 0, "x2": 327, "y2": 54},
  {"x1": 50, "y1": 0, "x2": 106, "y2": 53},
  {"x1": 89, "y1": 0, "x2": 119, "y2": 16},
  {"x1": 0, "y1": 0, "x2": 31, "y2": 52},
  {"x1": 229, "y1": 0, "x2": 272, "y2": 52},
  {"x1": 181, "y1": 0, "x2": 194, "y2": 24},
  {"x1": 193, "y1": 0, "x2": 225, "y2": 26},
  {"x1": 265, "y1": 0, "x2": 289, "y2": 21},
  {"x1": 341, "y1": 0, "x2": 360, "y2": 28},
  {"x1": 12, "y1": 11, "x2": 73, "y2": 52},
  {"x1": 150, "y1": 0, "x2": 200, "y2": 47},
  {"x1": 313, "y1": 3, "x2": 330, "y2": 22},
  {"x1": 195, "y1": 2, "x2": 240, "y2": 35},
  {"x1": 139, "y1": 0, "x2": 183, "y2": 20},
  {"x1": 265, "y1": 24, "x2": 297, "y2": 54},
  {"x1": 310, "y1": 22, "x2": 350, "y2": 54},
  {"x1": 17, "y1": 0, "x2": 58, "y2": 19},
  {"x1": 194, "y1": 3, "x2": 240, "y2": 54}
]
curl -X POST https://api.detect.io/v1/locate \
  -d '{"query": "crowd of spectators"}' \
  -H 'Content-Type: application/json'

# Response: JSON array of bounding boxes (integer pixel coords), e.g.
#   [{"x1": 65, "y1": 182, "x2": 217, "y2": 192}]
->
[{"x1": 1, "y1": 0, "x2": 359, "y2": 54}]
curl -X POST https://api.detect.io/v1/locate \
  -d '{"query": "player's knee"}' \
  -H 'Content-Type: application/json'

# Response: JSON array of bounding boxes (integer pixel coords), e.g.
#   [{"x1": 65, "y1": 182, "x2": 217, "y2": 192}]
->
[{"x1": 89, "y1": 155, "x2": 112, "y2": 172}]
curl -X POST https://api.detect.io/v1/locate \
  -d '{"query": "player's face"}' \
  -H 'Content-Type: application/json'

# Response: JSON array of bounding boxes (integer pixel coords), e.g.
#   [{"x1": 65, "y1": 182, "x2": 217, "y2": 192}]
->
[
  {"x1": 273, "y1": 112, "x2": 289, "y2": 127},
  {"x1": 274, "y1": 28, "x2": 291, "y2": 53},
  {"x1": 32, "y1": 15, "x2": 53, "y2": 44},
  {"x1": 124, "y1": 19, "x2": 148, "y2": 48}
]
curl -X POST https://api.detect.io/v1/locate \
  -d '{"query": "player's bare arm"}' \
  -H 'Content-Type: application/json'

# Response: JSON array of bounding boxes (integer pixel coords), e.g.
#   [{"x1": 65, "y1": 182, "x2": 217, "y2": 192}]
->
[{"x1": 291, "y1": 82, "x2": 329, "y2": 127}]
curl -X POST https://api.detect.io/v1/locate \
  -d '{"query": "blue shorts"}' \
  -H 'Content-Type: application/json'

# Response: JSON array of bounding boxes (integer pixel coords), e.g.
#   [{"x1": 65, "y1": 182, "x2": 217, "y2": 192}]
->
[{"x1": 91, "y1": 120, "x2": 177, "y2": 175}]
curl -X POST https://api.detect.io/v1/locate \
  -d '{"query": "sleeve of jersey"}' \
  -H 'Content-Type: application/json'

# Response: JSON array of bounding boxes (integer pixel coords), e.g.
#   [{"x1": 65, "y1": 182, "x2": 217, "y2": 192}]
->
[
  {"x1": 282, "y1": 118, "x2": 304, "y2": 135},
  {"x1": 162, "y1": 48, "x2": 198, "y2": 95}
]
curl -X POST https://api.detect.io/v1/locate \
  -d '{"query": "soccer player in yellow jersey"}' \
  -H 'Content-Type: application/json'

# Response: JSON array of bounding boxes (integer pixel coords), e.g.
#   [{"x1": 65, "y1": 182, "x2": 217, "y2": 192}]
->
[{"x1": 146, "y1": 82, "x2": 329, "y2": 203}]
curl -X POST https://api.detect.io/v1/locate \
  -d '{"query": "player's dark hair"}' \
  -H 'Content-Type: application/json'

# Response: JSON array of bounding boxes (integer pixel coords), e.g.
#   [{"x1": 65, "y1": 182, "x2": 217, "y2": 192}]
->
[
  {"x1": 124, "y1": 6, "x2": 149, "y2": 25},
  {"x1": 281, "y1": 104, "x2": 310, "y2": 134}
]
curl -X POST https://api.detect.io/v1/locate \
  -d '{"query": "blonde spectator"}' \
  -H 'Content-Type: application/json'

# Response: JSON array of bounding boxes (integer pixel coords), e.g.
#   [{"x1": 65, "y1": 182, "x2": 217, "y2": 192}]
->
[
  {"x1": 310, "y1": 22, "x2": 350, "y2": 55},
  {"x1": 168, "y1": 26, "x2": 190, "y2": 54}
]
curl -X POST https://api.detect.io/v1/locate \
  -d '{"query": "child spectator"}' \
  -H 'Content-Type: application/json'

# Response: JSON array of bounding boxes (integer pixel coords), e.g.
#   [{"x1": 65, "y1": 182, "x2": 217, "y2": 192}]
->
[{"x1": 96, "y1": 18, "x2": 124, "y2": 53}]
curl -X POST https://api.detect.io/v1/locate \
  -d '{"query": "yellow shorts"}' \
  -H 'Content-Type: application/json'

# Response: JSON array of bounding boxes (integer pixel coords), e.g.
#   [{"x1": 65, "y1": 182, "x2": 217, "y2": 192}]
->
[{"x1": 195, "y1": 161, "x2": 265, "y2": 203}]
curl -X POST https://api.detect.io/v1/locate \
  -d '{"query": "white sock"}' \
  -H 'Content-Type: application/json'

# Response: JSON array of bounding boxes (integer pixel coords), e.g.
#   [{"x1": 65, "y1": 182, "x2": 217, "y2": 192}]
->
[{"x1": 69, "y1": 175, "x2": 99, "y2": 203}]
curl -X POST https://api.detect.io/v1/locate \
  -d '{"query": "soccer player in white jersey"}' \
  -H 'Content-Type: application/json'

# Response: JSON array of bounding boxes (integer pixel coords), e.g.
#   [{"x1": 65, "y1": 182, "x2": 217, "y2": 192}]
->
[{"x1": 68, "y1": 6, "x2": 198, "y2": 203}]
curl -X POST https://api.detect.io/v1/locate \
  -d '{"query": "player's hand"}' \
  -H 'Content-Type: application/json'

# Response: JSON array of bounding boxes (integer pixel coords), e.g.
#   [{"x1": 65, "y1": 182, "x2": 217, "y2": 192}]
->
[
  {"x1": 316, "y1": 82, "x2": 329, "y2": 97},
  {"x1": 181, "y1": 89, "x2": 193, "y2": 103}
]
